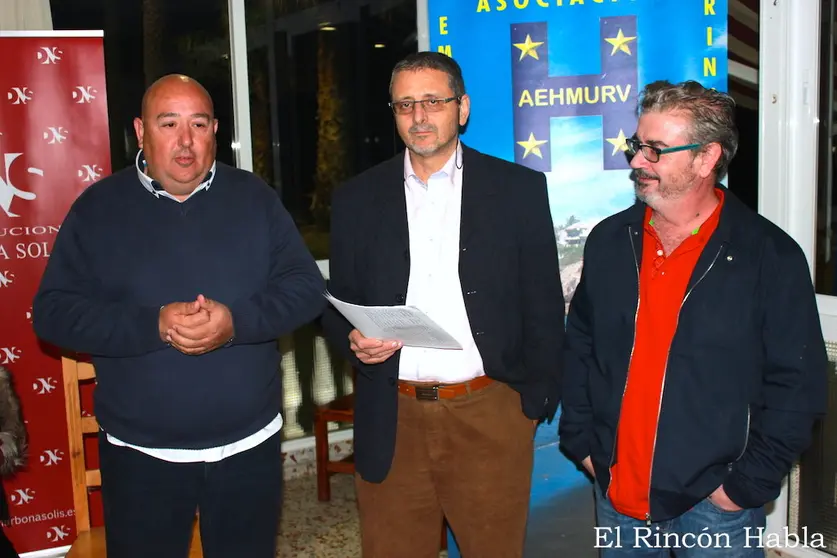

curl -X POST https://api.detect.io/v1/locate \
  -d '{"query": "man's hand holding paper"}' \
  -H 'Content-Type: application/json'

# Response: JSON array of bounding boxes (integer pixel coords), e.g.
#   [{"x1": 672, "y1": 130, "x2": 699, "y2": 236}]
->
[
  {"x1": 324, "y1": 292, "x2": 463, "y2": 350},
  {"x1": 349, "y1": 329, "x2": 403, "y2": 364}
]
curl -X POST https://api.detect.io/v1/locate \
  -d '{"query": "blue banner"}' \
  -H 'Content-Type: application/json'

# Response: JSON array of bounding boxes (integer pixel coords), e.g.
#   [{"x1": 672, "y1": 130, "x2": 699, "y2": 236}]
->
[
  {"x1": 429, "y1": 0, "x2": 728, "y2": 309},
  {"x1": 426, "y1": 1, "x2": 728, "y2": 554}
]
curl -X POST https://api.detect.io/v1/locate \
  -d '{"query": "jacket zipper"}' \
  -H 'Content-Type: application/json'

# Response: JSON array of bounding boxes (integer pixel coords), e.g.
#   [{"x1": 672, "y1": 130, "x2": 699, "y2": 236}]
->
[
  {"x1": 606, "y1": 227, "x2": 642, "y2": 501},
  {"x1": 734, "y1": 405, "x2": 751, "y2": 463},
  {"x1": 644, "y1": 243, "x2": 725, "y2": 526}
]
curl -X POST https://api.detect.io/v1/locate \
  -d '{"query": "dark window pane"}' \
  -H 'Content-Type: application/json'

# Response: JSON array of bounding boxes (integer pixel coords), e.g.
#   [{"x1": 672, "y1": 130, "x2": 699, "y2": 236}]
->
[
  {"x1": 817, "y1": 0, "x2": 837, "y2": 296},
  {"x1": 50, "y1": 0, "x2": 235, "y2": 173},
  {"x1": 245, "y1": 0, "x2": 416, "y2": 259},
  {"x1": 244, "y1": 0, "x2": 417, "y2": 440},
  {"x1": 725, "y1": 1, "x2": 759, "y2": 213}
]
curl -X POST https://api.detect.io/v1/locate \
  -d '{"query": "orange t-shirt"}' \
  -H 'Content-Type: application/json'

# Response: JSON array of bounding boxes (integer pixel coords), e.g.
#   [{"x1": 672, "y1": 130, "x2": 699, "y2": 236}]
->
[{"x1": 607, "y1": 189, "x2": 724, "y2": 520}]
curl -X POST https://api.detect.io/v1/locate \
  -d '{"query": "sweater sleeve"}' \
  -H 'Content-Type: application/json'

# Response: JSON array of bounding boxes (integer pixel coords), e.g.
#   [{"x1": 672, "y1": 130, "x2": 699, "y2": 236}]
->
[
  {"x1": 32, "y1": 209, "x2": 167, "y2": 357},
  {"x1": 228, "y1": 195, "x2": 326, "y2": 344}
]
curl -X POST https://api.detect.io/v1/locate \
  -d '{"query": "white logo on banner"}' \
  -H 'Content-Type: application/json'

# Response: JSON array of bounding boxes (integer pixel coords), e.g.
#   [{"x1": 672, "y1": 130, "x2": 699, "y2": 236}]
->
[
  {"x1": 71, "y1": 86, "x2": 96, "y2": 104},
  {"x1": 6, "y1": 87, "x2": 33, "y2": 105},
  {"x1": 39, "y1": 449, "x2": 64, "y2": 466},
  {"x1": 36, "y1": 47, "x2": 62, "y2": 64},
  {"x1": 78, "y1": 164, "x2": 102, "y2": 182},
  {"x1": 25, "y1": 307, "x2": 32, "y2": 322},
  {"x1": 0, "y1": 347, "x2": 21, "y2": 364},
  {"x1": 32, "y1": 378, "x2": 56, "y2": 395},
  {"x1": 47, "y1": 525, "x2": 71, "y2": 541},
  {"x1": 0, "y1": 152, "x2": 43, "y2": 218},
  {"x1": 0, "y1": 271, "x2": 13, "y2": 288},
  {"x1": 43, "y1": 127, "x2": 68, "y2": 144},
  {"x1": 10, "y1": 489, "x2": 35, "y2": 505}
]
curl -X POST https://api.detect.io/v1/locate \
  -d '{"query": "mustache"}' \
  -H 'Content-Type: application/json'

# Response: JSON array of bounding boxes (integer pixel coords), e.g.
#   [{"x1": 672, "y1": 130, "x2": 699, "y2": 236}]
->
[
  {"x1": 634, "y1": 169, "x2": 659, "y2": 181},
  {"x1": 409, "y1": 124, "x2": 436, "y2": 134}
]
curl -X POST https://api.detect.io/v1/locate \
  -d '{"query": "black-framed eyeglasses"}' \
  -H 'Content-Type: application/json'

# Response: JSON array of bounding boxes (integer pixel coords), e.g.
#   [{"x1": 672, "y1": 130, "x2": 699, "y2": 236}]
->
[
  {"x1": 625, "y1": 136, "x2": 702, "y2": 163},
  {"x1": 388, "y1": 96, "x2": 460, "y2": 115}
]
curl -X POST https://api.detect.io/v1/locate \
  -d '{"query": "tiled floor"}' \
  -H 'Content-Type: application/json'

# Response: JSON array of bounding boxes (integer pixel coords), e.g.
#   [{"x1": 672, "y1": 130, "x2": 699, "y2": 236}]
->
[
  {"x1": 278, "y1": 473, "x2": 362, "y2": 557},
  {"x1": 277, "y1": 418, "x2": 598, "y2": 557}
]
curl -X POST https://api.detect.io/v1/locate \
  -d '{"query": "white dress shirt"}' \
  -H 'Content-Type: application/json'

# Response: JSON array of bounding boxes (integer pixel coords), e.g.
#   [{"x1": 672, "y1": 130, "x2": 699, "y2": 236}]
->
[{"x1": 398, "y1": 143, "x2": 486, "y2": 384}]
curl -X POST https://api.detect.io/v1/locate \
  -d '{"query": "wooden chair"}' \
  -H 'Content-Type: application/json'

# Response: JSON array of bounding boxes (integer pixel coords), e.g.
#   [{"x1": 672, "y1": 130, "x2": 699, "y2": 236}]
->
[
  {"x1": 61, "y1": 356, "x2": 203, "y2": 557},
  {"x1": 313, "y1": 390, "x2": 356, "y2": 502},
  {"x1": 312, "y1": 368, "x2": 448, "y2": 551}
]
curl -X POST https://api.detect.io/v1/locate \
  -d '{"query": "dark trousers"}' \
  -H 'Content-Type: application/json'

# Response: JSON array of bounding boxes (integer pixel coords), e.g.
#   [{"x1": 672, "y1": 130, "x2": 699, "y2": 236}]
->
[
  {"x1": 98, "y1": 430, "x2": 283, "y2": 558},
  {"x1": 355, "y1": 381, "x2": 536, "y2": 558}
]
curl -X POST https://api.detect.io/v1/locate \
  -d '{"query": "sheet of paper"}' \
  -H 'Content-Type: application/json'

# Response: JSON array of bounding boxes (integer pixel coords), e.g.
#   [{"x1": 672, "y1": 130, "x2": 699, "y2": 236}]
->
[{"x1": 324, "y1": 291, "x2": 463, "y2": 350}]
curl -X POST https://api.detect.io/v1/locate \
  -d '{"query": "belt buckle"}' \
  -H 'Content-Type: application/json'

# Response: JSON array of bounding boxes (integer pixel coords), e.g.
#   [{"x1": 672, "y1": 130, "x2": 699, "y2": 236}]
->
[{"x1": 414, "y1": 385, "x2": 439, "y2": 401}]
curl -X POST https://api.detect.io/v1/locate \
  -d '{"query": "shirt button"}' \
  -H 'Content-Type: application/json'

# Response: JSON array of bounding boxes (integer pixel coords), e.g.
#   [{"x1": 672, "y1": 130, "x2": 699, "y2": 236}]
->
[{"x1": 657, "y1": 249, "x2": 664, "y2": 256}]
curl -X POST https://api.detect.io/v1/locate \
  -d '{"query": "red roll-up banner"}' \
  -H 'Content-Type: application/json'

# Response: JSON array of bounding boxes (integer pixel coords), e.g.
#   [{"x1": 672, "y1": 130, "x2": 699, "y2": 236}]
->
[{"x1": 0, "y1": 30, "x2": 110, "y2": 554}]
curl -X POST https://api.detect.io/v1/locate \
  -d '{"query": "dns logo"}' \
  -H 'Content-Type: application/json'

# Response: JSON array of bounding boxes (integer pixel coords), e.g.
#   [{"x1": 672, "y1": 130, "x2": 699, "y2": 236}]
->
[
  {"x1": 10, "y1": 488, "x2": 35, "y2": 505},
  {"x1": 39, "y1": 449, "x2": 64, "y2": 466},
  {"x1": 47, "y1": 525, "x2": 71, "y2": 542},
  {"x1": 32, "y1": 378, "x2": 57, "y2": 395},
  {"x1": 0, "y1": 347, "x2": 21, "y2": 365},
  {"x1": 78, "y1": 164, "x2": 103, "y2": 183},
  {"x1": 0, "y1": 151, "x2": 44, "y2": 218},
  {"x1": 43, "y1": 126, "x2": 68, "y2": 145},
  {"x1": 6, "y1": 87, "x2": 33, "y2": 105},
  {"x1": 36, "y1": 47, "x2": 62, "y2": 64},
  {"x1": 72, "y1": 86, "x2": 96, "y2": 104}
]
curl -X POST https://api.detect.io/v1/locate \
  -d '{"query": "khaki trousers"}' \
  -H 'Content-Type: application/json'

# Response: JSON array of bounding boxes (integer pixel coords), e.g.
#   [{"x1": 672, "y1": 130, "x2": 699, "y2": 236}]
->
[{"x1": 355, "y1": 380, "x2": 535, "y2": 558}]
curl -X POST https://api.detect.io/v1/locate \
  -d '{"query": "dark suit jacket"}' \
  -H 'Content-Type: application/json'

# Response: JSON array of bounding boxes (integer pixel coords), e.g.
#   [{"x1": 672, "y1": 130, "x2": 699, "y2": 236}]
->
[{"x1": 322, "y1": 144, "x2": 565, "y2": 483}]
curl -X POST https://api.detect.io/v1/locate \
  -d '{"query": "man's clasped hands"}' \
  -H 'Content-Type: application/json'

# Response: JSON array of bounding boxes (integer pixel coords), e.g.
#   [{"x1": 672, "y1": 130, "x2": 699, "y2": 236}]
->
[{"x1": 158, "y1": 294, "x2": 235, "y2": 356}]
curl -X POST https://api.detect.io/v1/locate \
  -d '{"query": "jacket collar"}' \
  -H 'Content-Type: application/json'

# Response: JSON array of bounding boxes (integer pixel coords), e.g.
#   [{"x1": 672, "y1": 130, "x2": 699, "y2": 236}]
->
[
  {"x1": 374, "y1": 141, "x2": 493, "y2": 248},
  {"x1": 621, "y1": 184, "x2": 746, "y2": 243},
  {"x1": 622, "y1": 185, "x2": 747, "y2": 292}
]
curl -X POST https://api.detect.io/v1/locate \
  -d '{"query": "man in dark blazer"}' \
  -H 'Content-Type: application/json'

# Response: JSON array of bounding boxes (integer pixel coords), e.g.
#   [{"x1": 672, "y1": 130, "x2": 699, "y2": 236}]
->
[{"x1": 322, "y1": 51, "x2": 565, "y2": 558}]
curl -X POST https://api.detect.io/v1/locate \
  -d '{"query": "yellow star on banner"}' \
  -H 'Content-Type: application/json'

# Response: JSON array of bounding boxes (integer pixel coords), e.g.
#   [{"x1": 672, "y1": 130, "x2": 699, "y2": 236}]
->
[
  {"x1": 605, "y1": 29, "x2": 636, "y2": 56},
  {"x1": 513, "y1": 34, "x2": 544, "y2": 61},
  {"x1": 606, "y1": 129, "x2": 629, "y2": 156},
  {"x1": 517, "y1": 132, "x2": 548, "y2": 159}
]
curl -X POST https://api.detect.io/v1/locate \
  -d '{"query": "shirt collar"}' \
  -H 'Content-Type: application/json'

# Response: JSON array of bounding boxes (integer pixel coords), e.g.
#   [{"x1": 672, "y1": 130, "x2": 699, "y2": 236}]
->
[
  {"x1": 404, "y1": 141, "x2": 462, "y2": 190},
  {"x1": 135, "y1": 149, "x2": 216, "y2": 201}
]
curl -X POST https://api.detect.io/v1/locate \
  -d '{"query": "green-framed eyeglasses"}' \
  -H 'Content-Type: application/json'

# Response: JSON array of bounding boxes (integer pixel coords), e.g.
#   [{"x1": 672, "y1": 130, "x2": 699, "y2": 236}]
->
[{"x1": 625, "y1": 136, "x2": 702, "y2": 163}]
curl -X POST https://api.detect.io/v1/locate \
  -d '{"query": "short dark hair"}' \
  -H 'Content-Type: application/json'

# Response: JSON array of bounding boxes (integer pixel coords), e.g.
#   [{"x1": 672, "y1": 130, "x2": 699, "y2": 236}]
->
[
  {"x1": 637, "y1": 80, "x2": 738, "y2": 180},
  {"x1": 389, "y1": 51, "x2": 466, "y2": 99}
]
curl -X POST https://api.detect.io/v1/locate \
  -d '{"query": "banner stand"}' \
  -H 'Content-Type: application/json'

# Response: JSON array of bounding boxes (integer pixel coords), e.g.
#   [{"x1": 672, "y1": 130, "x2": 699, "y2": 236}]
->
[
  {"x1": 0, "y1": 29, "x2": 111, "y2": 555},
  {"x1": 422, "y1": 2, "x2": 728, "y2": 555}
]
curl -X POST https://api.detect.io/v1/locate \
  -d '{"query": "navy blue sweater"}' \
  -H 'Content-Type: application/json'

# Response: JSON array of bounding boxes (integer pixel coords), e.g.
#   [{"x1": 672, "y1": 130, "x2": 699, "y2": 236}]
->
[{"x1": 33, "y1": 162, "x2": 326, "y2": 449}]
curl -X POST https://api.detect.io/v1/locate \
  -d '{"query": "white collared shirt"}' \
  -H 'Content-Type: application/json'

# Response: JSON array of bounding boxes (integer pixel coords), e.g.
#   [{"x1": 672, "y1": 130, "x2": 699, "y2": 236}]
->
[
  {"x1": 104, "y1": 151, "x2": 284, "y2": 463},
  {"x1": 134, "y1": 149, "x2": 216, "y2": 202},
  {"x1": 398, "y1": 143, "x2": 485, "y2": 384}
]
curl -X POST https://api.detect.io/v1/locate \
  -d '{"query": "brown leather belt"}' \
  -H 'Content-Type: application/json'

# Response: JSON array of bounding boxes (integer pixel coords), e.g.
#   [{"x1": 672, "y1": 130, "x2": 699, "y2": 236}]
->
[{"x1": 397, "y1": 375, "x2": 494, "y2": 401}]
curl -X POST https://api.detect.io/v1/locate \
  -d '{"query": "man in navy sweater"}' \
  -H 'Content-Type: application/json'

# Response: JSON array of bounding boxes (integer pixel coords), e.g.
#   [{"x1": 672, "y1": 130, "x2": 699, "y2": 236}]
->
[{"x1": 32, "y1": 74, "x2": 326, "y2": 558}]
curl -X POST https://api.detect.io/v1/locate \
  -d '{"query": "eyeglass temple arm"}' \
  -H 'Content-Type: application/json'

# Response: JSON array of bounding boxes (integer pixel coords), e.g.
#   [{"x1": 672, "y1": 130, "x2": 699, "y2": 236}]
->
[{"x1": 659, "y1": 143, "x2": 702, "y2": 154}]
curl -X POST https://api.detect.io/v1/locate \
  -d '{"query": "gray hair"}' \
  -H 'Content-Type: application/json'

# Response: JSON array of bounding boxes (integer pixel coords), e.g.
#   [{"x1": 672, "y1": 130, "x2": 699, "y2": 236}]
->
[
  {"x1": 637, "y1": 80, "x2": 738, "y2": 181},
  {"x1": 389, "y1": 51, "x2": 466, "y2": 99}
]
